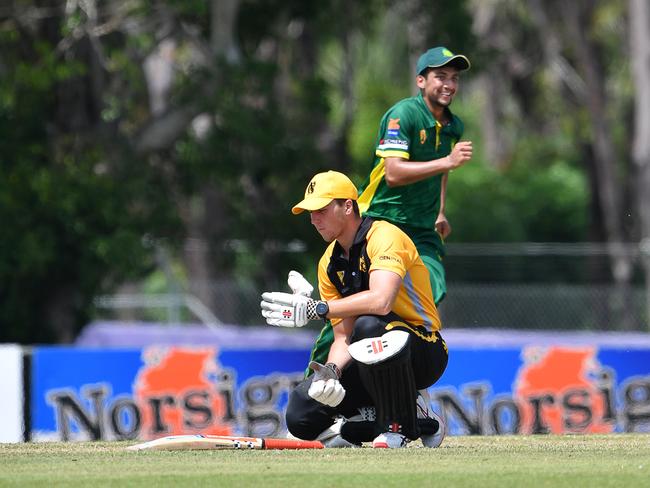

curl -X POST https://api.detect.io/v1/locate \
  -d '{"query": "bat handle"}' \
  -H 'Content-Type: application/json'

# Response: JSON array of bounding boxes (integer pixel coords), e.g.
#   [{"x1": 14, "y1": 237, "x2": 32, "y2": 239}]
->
[{"x1": 263, "y1": 438, "x2": 324, "y2": 449}]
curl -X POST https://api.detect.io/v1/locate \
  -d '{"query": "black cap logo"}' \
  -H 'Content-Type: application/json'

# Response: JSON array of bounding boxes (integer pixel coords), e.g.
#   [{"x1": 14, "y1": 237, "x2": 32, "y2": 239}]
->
[{"x1": 307, "y1": 181, "x2": 316, "y2": 194}]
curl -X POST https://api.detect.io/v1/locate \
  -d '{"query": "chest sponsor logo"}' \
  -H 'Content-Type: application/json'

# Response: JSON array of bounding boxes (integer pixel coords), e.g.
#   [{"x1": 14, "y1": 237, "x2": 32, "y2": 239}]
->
[{"x1": 420, "y1": 129, "x2": 427, "y2": 144}]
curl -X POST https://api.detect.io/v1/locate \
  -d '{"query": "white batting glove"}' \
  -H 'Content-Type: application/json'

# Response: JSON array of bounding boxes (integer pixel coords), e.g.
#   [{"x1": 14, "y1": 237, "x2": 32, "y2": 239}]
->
[
  {"x1": 260, "y1": 292, "x2": 321, "y2": 327},
  {"x1": 287, "y1": 270, "x2": 314, "y2": 297},
  {"x1": 307, "y1": 361, "x2": 345, "y2": 407}
]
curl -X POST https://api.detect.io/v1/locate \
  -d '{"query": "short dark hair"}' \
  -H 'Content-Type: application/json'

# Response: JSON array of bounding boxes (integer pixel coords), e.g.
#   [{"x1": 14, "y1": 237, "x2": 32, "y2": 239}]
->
[
  {"x1": 418, "y1": 67, "x2": 435, "y2": 78},
  {"x1": 334, "y1": 198, "x2": 360, "y2": 217}
]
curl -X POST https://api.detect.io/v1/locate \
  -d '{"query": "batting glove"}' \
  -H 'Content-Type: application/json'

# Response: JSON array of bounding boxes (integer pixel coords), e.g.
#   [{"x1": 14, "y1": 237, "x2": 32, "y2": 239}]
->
[
  {"x1": 260, "y1": 292, "x2": 322, "y2": 327},
  {"x1": 307, "y1": 361, "x2": 345, "y2": 407},
  {"x1": 287, "y1": 270, "x2": 314, "y2": 297}
]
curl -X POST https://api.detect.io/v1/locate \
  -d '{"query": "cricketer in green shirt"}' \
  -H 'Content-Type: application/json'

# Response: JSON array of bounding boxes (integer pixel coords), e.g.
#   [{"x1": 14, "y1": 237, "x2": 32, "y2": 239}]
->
[{"x1": 358, "y1": 46, "x2": 471, "y2": 307}]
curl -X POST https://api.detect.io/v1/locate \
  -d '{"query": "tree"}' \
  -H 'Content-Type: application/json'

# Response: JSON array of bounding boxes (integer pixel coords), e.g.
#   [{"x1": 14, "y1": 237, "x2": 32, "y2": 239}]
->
[
  {"x1": 630, "y1": 0, "x2": 650, "y2": 326},
  {"x1": 0, "y1": 1, "x2": 184, "y2": 342},
  {"x1": 460, "y1": 0, "x2": 640, "y2": 328}
]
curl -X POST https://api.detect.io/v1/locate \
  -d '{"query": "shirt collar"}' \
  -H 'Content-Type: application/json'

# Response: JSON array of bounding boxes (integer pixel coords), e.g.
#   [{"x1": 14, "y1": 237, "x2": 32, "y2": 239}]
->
[
  {"x1": 332, "y1": 217, "x2": 374, "y2": 259},
  {"x1": 416, "y1": 92, "x2": 454, "y2": 128}
]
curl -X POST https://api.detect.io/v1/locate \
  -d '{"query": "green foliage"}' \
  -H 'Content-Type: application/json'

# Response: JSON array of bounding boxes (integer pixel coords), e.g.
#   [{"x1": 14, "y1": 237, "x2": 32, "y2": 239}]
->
[
  {"x1": 175, "y1": 57, "x2": 328, "y2": 282},
  {"x1": 0, "y1": 15, "x2": 180, "y2": 343},
  {"x1": 444, "y1": 157, "x2": 588, "y2": 243},
  {"x1": 0, "y1": 0, "x2": 634, "y2": 340}
]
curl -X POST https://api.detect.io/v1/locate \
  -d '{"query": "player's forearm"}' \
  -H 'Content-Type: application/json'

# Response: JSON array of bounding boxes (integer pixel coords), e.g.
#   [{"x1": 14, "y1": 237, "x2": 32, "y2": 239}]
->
[
  {"x1": 385, "y1": 141, "x2": 472, "y2": 187},
  {"x1": 326, "y1": 329, "x2": 353, "y2": 369},
  {"x1": 327, "y1": 289, "x2": 395, "y2": 318},
  {"x1": 384, "y1": 156, "x2": 453, "y2": 187},
  {"x1": 439, "y1": 172, "x2": 448, "y2": 214}
]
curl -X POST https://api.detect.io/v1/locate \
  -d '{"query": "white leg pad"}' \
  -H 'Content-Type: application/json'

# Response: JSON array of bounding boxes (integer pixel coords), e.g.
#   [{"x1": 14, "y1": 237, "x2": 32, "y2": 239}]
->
[{"x1": 348, "y1": 330, "x2": 409, "y2": 365}]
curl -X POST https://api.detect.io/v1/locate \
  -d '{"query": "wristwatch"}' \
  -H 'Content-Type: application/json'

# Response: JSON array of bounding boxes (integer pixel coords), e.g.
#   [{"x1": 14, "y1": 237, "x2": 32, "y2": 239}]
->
[{"x1": 315, "y1": 301, "x2": 329, "y2": 319}]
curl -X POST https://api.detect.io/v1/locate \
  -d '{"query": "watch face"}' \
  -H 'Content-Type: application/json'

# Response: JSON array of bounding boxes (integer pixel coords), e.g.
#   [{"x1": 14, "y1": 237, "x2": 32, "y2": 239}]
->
[{"x1": 316, "y1": 302, "x2": 328, "y2": 317}]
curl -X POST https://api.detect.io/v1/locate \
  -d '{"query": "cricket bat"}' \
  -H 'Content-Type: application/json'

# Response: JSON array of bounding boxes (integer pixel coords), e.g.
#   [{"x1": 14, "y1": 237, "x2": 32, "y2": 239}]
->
[{"x1": 126, "y1": 434, "x2": 324, "y2": 451}]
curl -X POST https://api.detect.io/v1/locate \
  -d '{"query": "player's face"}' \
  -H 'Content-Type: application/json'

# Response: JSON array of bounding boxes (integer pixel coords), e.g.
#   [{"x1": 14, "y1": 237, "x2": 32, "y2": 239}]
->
[
  {"x1": 417, "y1": 67, "x2": 460, "y2": 108},
  {"x1": 310, "y1": 201, "x2": 347, "y2": 242}
]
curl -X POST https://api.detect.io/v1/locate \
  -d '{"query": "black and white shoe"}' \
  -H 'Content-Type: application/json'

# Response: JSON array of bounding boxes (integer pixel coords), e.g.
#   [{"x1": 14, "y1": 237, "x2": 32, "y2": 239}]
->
[{"x1": 417, "y1": 390, "x2": 446, "y2": 448}]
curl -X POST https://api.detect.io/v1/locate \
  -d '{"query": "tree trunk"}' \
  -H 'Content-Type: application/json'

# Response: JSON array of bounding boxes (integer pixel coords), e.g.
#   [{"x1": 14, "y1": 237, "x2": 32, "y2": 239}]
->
[
  {"x1": 562, "y1": 1, "x2": 636, "y2": 329},
  {"x1": 471, "y1": 0, "x2": 511, "y2": 168},
  {"x1": 630, "y1": 0, "x2": 650, "y2": 331}
]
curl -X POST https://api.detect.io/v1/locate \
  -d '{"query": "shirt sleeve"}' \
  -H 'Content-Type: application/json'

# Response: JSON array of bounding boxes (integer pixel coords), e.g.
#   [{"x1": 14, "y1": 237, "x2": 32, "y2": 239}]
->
[
  {"x1": 365, "y1": 222, "x2": 417, "y2": 279},
  {"x1": 375, "y1": 105, "x2": 414, "y2": 160}
]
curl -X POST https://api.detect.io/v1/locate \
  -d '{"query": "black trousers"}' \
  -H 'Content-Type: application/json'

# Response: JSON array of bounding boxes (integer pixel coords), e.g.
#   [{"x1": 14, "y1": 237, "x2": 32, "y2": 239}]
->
[{"x1": 285, "y1": 313, "x2": 448, "y2": 440}]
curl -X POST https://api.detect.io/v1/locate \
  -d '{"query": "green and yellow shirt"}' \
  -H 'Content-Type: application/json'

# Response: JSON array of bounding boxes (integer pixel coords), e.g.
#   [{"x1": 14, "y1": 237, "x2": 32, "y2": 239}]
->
[{"x1": 358, "y1": 93, "x2": 464, "y2": 237}]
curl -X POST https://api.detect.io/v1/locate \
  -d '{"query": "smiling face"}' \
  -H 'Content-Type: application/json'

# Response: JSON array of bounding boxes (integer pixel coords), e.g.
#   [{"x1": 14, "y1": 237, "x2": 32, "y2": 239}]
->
[
  {"x1": 416, "y1": 66, "x2": 460, "y2": 112},
  {"x1": 309, "y1": 200, "x2": 349, "y2": 243}
]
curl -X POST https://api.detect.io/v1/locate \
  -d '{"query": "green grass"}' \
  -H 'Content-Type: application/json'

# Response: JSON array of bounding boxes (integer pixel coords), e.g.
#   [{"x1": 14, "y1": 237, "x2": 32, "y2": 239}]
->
[{"x1": 1, "y1": 435, "x2": 649, "y2": 487}]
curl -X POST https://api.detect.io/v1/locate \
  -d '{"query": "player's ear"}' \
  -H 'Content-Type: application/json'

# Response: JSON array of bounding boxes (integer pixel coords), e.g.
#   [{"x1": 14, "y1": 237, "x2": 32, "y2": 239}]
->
[{"x1": 416, "y1": 73, "x2": 426, "y2": 89}]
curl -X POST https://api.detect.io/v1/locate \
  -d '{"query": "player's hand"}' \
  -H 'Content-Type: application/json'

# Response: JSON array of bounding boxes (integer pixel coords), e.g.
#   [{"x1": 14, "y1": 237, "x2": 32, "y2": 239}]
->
[
  {"x1": 447, "y1": 141, "x2": 472, "y2": 169},
  {"x1": 287, "y1": 270, "x2": 314, "y2": 297},
  {"x1": 260, "y1": 292, "x2": 320, "y2": 327},
  {"x1": 435, "y1": 214, "x2": 451, "y2": 240},
  {"x1": 307, "y1": 361, "x2": 345, "y2": 407}
]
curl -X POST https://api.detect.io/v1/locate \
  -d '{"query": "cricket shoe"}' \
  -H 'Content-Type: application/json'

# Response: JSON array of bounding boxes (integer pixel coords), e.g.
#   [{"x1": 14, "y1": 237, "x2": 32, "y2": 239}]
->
[
  {"x1": 316, "y1": 417, "x2": 359, "y2": 448},
  {"x1": 323, "y1": 408, "x2": 376, "y2": 447},
  {"x1": 286, "y1": 417, "x2": 356, "y2": 448},
  {"x1": 416, "y1": 391, "x2": 446, "y2": 448},
  {"x1": 372, "y1": 432, "x2": 409, "y2": 449}
]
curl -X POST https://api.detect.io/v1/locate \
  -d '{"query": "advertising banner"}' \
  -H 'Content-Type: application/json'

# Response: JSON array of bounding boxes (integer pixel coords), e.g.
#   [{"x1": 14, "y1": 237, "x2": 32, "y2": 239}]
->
[
  {"x1": 432, "y1": 345, "x2": 650, "y2": 434},
  {"x1": 0, "y1": 344, "x2": 24, "y2": 442},
  {"x1": 31, "y1": 346, "x2": 308, "y2": 441},
  {"x1": 30, "y1": 343, "x2": 650, "y2": 440}
]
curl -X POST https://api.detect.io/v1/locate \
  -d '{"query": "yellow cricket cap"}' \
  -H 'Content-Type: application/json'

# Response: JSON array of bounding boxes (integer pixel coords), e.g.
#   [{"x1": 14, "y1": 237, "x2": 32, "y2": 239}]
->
[{"x1": 291, "y1": 171, "x2": 358, "y2": 215}]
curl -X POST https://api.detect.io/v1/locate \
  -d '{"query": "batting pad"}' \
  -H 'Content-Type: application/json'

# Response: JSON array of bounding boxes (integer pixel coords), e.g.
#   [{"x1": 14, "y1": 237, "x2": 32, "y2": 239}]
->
[
  {"x1": 348, "y1": 330, "x2": 409, "y2": 365},
  {"x1": 357, "y1": 346, "x2": 420, "y2": 440}
]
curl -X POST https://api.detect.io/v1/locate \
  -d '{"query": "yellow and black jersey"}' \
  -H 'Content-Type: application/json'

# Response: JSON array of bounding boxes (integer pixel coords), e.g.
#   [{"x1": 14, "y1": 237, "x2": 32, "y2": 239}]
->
[{"x1": 317, "y1": 217, "x2": 441, "y2": 331}]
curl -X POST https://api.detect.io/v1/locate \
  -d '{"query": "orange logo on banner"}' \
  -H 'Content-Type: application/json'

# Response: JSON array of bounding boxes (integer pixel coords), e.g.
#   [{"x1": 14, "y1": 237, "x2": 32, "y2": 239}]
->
[
  {"x1": 133, "y1": 347, "x2": 232, "y2": 439},
  {"x1": 513, "y1": 346, "x2": 614, "y2": 434}
]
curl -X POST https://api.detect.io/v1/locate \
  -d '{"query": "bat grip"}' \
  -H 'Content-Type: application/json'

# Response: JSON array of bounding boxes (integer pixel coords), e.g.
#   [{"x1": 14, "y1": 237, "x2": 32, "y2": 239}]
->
[{"x1": 262, "y1": 438, "x2": 324, "y2": 449}]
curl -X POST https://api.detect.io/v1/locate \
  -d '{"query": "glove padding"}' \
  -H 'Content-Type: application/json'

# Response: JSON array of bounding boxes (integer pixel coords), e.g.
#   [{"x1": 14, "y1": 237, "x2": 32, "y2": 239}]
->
[
  {"x1": 307, "y1": 361, "x2": 345, "y2": 407},
  {"x1": 260, "y1": 292, "x2": 320, "y2": 327},
  {"x1": 287, "y1": 270, "x2": 314, "y2": 297}
]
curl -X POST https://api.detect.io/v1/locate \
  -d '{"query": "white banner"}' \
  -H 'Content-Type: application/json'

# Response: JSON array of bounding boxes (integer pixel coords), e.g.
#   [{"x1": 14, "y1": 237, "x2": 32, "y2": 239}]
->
[{"x1": 0, "y1": 345, "x2": 24, "y2": 442}]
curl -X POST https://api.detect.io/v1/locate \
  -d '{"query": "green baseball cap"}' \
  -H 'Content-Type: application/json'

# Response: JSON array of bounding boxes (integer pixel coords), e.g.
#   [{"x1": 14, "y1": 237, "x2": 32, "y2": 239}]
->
[{"x1": 416, "y1": 46, "x2": 471, "y2": 75}]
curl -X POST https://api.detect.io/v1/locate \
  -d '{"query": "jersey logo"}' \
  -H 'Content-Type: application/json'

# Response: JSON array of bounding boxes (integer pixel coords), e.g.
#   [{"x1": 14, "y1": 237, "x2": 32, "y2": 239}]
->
[
  {"x1": 359, "y1": 256, "x2": 367, "y2": 272},
  {"x1": 378, "y1": 255, "x2": 402, "y2": 265},
  {"x1": 337, "y1": 271, "x2": 345, "y2": 283},
  {"x1": 367, "y1": 339, "x2": 387, "y2": 354},
  {"x1": 387, "y1": 118, "x2": 401, "y2": 137},
  {"x1": 420, "y1": 129, "x2": 427, "y2": 144}
]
